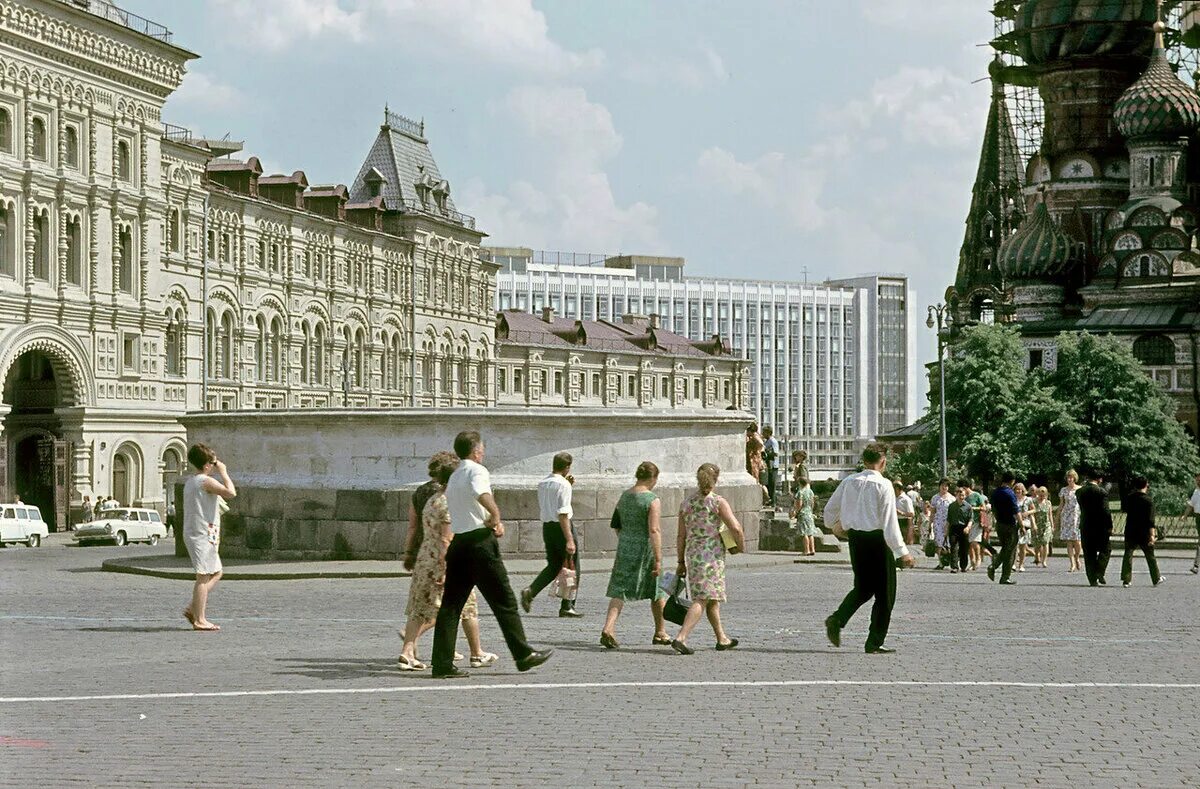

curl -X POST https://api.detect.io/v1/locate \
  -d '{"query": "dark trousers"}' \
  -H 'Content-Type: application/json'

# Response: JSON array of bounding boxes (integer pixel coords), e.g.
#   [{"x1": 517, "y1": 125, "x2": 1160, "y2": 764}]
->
[
  {"x1": 1081, "y1": 527, "x2": 1112, "y2": 586},
  {"x1": 431, "y1": 528, "x2": 532, "y2": 673},
  {"x1": 528, "y1": 521, "x2": 579, "y2": 611},
  {"x1": 989, "y1": 522, "x2": 1017, "y2": 582},
  {"x1": 830, "y1": 530, "x2": 896, "y2": 651},
  {"x1": 765, "y1": 467, "x2": 778, "y2": 506},
  {"x1": 947, "y1": 525, "x2": 969, "y2": 571},
  {"x1": 1121, "y1": 538, "x2": 1160, "y2": 585}
]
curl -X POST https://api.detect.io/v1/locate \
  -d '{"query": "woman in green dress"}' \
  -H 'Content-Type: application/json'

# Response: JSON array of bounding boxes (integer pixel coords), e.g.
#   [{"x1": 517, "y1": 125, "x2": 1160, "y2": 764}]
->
[
  {"x1": 600, "y1": 461, "x2": 669, "y2": 649},
  {"x1": 790, "y1": 478, "x2": 820, "y2": 556},
  {"x1": 1031, "y1": 485, "x2": 1054, "y2": 568}
]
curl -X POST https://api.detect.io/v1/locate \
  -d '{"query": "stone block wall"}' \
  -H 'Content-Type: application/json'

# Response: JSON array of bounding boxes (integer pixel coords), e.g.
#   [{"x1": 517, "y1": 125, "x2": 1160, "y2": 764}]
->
[{"x1": 180, "y1": 407, "x2": 762, "y2": 561}]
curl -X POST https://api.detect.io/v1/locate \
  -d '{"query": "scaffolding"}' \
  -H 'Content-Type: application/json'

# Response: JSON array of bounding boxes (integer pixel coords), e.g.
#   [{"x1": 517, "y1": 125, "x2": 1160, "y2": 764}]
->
[{"x1": 991, "y1": 0, "x2": 1200, "y2": 168}]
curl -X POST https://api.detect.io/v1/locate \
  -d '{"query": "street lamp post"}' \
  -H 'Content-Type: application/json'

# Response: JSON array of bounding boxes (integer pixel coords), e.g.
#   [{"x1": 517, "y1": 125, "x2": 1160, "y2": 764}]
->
[{"x1": 926, "y1": 304, "x2": 952, "y2": 479}]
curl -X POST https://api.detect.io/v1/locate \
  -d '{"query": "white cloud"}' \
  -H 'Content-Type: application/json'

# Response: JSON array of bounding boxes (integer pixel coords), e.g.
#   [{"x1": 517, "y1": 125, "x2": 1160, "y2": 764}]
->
[
  {"x1": 463, "y1": 85, "x2": 659, "y2": 251},
  {"x1": 210, "y1": 0, "x2": 602, "y2": 73},
  {"x1": 170, "y1": 70, "x2": 245, "y2": 112},
  {"x1": 620, "y1": 43, "x2": 729, "y2": 91},
  {"x1": 696, "y1": 147, "x2": 829, "y2": 233},
  {"x1": 858, "y1": 0, "x2": 986, "y2": 33},
  {"x1": 210, "y1": 0, "x2": 365, "y2": 51}
]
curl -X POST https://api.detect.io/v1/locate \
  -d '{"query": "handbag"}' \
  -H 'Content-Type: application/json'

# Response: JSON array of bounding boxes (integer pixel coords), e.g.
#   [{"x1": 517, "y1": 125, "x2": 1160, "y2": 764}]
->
[
  {"x1": 718, "y1": 523, "x2": 742, "y2": 555},
  {"x1": 550, "y1": 556, "x2": 577, "y2": 601},
  {"x1": 923, "y1": 538, "x2": 938, "y2": 558},
  {"x1": 663, "y1": 576, "x2": 690, "y2": 626}
]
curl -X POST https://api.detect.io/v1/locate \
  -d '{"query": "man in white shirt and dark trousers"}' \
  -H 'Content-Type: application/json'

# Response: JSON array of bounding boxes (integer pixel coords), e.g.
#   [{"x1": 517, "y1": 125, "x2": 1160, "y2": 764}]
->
[
  {"x1": 762, "y1": 427, "x2": 780, "y2": 508},
  {"x1": 430, "y1": 431, "x2": 553, "y2": 679},
  {"x1": 1187, "y1": 472, "x2": 1200, "y2": 575},
  {"x1": 521, "y1": 452, "x2": 581, "y2": 617},
  {"x1": 823, "y1": 443, "x2": 915, "y2": 654}
]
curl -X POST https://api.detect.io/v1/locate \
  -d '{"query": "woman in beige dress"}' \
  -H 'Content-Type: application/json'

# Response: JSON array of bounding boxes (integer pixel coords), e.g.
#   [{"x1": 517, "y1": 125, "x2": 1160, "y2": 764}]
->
[{"x1": 181, "y1": 443, "x2": 236, "y2": 632}]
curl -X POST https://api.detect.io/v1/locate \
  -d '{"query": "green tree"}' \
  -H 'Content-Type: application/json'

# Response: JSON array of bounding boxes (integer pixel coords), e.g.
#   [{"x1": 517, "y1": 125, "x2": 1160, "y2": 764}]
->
[
  {"x1": 1049, "y1": 332, "x2": 1200, "y2": 492},
  {"x1": 1005, "y1": 376, "x2": 1099, "y2": 480}
]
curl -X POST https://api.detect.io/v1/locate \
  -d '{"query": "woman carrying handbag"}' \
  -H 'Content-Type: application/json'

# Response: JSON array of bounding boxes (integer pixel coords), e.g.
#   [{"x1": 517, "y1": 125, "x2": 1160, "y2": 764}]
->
[{"x1": 669, "y1": 464, "x2": 745, "y2": 655}]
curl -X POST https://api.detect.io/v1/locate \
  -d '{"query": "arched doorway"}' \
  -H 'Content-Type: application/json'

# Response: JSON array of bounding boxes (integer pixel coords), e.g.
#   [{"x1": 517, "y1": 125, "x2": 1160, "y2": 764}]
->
[
  {"x1": 111, "y1": 443, "x2": 142, "y2": 507},
  {"x1": 2, "y1": 350, "x2": 71, "y2": 530}
]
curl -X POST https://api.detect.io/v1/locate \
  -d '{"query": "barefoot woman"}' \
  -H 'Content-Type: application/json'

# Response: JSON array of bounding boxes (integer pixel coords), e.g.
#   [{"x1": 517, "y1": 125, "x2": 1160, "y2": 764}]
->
[{"x1": 182, "y1": 443, "x2": 236, "y2": 631}]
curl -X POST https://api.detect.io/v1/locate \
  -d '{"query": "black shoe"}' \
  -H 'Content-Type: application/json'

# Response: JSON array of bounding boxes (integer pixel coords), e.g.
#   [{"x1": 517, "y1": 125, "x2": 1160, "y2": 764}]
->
[
  {"x1": 866, "y1": 646, "x2": 896, "y2": 654},
  {"x1": 432, "y1": 667, "x2": 470, "y2": 679},
  {"x1": 671, "y1": 639, "x2": 694, "y2": 656},
  {"x1": 520, "y1": 588, "x2": 533, "y2": 613},
  {"x1": 600, "y1": 632, "x2": 619, "y2": 650},
  {"x1": 824, "y1": 615, "x2": 841, "y2": 648},
  {"x1": 516, "y1": 649, "x2": 553, "y2": 672},
  {"x1": 1098, "y1": 577, "x2": 1107, "y2": 585},
  {"x1": 559, "y1": 607, "x2": 582, "y2": 618},
  {"x1": 652, "y1": 635, "x2": 672, "y2": 646},
  {"x1": 1089, "y1": 581, "x2": 1099, "y2": 587},
  {"x1": 999, "y1": 579, "x2": 1016, "y2": 585},
  {"x1": 987, "y1": 565, "x2": 996, "y2": 582},
  {"x1": 715, "y1": 638, "x2": 739, "y2": 651}
]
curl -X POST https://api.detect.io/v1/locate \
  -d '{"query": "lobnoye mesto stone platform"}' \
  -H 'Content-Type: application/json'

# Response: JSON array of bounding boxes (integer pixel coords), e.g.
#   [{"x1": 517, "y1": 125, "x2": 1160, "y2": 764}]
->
[{"x1": 177, "y1": 407, "x2": 763, "y2": 560}]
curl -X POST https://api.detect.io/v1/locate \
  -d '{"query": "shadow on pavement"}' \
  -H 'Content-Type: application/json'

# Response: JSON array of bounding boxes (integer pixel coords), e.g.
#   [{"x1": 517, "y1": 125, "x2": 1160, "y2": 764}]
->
[
  {"x1": 274, "y1": 657, "x2": 399, "y2": 680},
  {"x1": 76, "y1": 625, "x2": 184, "y2": 633}
]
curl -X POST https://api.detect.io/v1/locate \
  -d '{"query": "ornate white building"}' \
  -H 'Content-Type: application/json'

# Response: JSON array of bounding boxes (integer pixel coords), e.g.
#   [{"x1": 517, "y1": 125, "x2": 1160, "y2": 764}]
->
[{"x1": 0, "y1": 0, "x2": 494, "y2": 530}]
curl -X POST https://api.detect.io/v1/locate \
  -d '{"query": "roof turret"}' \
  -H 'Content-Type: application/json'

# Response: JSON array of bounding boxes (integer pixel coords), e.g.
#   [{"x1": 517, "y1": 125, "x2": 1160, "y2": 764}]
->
[
  {"x1": 1114, "y1": 14, "x2": 1200, "y2": 140},
  {"x1": 996, "y1": 201, "x2": 1080, "y2": 281}
]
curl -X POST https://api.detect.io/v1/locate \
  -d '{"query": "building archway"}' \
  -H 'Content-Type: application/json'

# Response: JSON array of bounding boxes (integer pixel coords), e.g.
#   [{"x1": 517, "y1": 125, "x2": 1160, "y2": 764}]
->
[{"x1": 111, "y1": 442, "x2": 143, "y2": 507}]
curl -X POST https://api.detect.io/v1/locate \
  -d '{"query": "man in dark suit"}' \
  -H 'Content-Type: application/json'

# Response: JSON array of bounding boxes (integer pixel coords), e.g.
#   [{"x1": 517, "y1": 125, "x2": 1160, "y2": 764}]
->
[
  {"x1": 987, "y1": 472, "x2": 1019, "y2": 585},
  {"x1": 1074, "y1": 469, "x2": 1113, "y2": 587},
  {"x1": 1121, "y1": 475, "x2": 1163, "y2": 587}
]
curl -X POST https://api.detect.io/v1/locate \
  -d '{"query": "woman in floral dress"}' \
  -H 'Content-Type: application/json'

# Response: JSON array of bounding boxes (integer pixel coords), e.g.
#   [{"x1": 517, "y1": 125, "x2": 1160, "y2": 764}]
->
[
  {"x1": 601, "y1": 462, "x2": 669, "y2": 649},
  {"x1": 1014, "y1": 482, "x2": 1036, "y2": 572},
  {"x1": 1058, "y1": 470, "x2": 1082, "y2": 573},
  {"x1": 669, "y1": 464, "x2": 745, "y2": 655},
  {"x1": 1031, "y1": 486, "x2": 1054, "y2": 568},
  {"x1": 791, "y1": 478, "x2": 820, "y2": 556},
  {"x1": 397, "y1": 452, "x2": 497, "y2": 671}
]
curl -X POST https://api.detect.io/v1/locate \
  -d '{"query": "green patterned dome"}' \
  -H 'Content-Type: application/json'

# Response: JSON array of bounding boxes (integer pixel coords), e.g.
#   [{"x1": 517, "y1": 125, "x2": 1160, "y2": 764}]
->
[
  {"x1": 997, "y1": 202, "x2": 1079, "y2": 281},
  {"x1": 1006, "y1": 0, "x2": 1160, "y2": 67},
  {"x1": 1114, "y1": 40, "x2": 1200, "y2": 140}
]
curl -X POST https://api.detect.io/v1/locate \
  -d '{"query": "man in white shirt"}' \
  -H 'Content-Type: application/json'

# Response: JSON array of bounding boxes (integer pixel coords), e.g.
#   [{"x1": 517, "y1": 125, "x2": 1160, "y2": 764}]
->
[
  {"x1": 1187, "y1": 472, "x2": 1200, "y2": 574},
  {"x1": 430, "y1": 431, "x2": 553, "y2": 679},
  {"x1": 521, "y1": 452, "x2": 581, "y2": 617},
  {"x1": 762, "y1": 427, "x2": 780, "y2": 507},
  {"x1": 894, "y1": 481, "x2": 916, "y2": 546},
  {"x1": 822, "y1": 443, "x2": 915, "y2": 654}
]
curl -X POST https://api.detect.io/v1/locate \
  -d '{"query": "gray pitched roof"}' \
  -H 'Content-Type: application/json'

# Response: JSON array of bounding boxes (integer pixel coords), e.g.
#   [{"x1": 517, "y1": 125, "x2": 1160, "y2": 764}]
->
[{"x1": 348, "y1": 108, "x2": 458, "y2": 213}]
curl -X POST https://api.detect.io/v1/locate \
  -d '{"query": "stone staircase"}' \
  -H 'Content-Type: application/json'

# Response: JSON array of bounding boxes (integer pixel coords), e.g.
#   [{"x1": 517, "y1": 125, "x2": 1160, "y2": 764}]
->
[{"x1": 757, "y1": 510, "x2": 844, "y2": 553}]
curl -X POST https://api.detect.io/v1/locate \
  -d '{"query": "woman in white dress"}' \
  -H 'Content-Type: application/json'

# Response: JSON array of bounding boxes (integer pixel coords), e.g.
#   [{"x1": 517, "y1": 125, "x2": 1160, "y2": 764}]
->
[{"x1": 182, "y1": 443, "x2": 236, "y2": 631}]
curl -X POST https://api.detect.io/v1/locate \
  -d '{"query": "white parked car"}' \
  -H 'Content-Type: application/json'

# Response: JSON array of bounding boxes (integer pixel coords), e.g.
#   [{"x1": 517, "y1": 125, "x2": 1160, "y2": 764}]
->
[
  {"x1": 73, "y1": 507, "x2": 166, "y2": 546},
  {"x1": 0, "y1": 504, "x2": 50, "y2": 547}
]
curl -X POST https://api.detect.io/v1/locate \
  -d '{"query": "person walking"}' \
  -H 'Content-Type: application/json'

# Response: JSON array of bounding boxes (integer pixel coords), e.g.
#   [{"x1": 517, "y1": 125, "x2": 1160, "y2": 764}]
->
[
  {"x1": 945, "y1": 486, "x2": 971, "y2": 573},
  {"x1": 521, "y1": 452, "x2": 582, "y2": 618},
  {"x1": 1121, "y1": 475, "x2": 1163, "y2": 588},
  {"x1": 791, "y1": 477, "x2": 820, "y2": 556},
  {"x1": 181, "y1": 443, "x2": 235, "y2": 632},
  {"x1": 429, "y1": 431, "x2": 552, "y2": 679},
  {"x1": 895, "y1": 481, "x2": 916, "y2": 546},
  {"x1": 1075, "y1": 469, "x2": 1113, "y2": 587},
  {"x1": 1031, "y1": 486, "x2": 1054, "y2": 568},
  {"x1": 928, "y1": 478, "x2": 954, "y2": 569},
  {"x1": 600, "y1": 461, "x2": 670, "y2": 649},
  {"x1": 1058, "y1": 470, "x2": 1083, "y2": 573},
  {"x1": 79, "y1": 496, "x2": 92, "y2": 528},
  {"x1": 1186, "y1": 472, "x2": 1200, "y2": 575},
  {"x1": 761, "y1": 426, "x2": 780, "y2": 508},
  {"x1": 987, "y1": 472, "x2": 1019, "y2": 585},
  {"x1": 961, "y1": 479, "x2": 991, "y2": 570},
  {"x1": 823, "y1": 444, "x2": 915, "y2": 655},
  {"x1": 397, "y1": 452, "x2": 497, "y2": 672},
  {"x1": 669, "y1": 464, "x2": 745, "y2": 655},
  {"x1": 1013, "y1": 483, "x2": 1035, "y2": 573}
]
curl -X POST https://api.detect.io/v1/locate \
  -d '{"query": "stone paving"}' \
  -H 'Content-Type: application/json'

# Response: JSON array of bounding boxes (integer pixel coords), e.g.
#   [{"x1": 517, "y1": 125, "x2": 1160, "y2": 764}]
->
[{"x1": 2, "y1": 538, "x2": 1199, "y2": 787}]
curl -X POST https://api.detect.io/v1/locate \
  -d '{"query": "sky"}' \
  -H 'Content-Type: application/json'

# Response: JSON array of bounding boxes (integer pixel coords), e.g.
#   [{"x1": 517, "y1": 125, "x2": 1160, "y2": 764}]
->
[{"x1": 123, "y1": 0, "x2": 996, "y2": 413}]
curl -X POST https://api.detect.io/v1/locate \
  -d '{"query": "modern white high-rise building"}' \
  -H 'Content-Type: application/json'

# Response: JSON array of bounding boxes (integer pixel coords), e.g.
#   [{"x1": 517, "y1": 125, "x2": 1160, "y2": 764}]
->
[{"x1": 491, "y1": 249, "x2": 917, "y2": 475}]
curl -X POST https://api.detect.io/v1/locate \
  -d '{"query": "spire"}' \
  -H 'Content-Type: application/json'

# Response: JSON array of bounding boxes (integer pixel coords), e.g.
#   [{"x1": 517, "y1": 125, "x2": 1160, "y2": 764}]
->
[{"x1": 954, "y1": 59, "x2": 1024, "y2": 294}]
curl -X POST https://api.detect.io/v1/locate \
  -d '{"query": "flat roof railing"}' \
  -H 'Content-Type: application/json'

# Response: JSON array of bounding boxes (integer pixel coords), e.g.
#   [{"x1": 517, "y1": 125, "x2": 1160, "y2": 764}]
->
[{"x1": 66, "y1": 0, "x2": 174, "y2": 44}]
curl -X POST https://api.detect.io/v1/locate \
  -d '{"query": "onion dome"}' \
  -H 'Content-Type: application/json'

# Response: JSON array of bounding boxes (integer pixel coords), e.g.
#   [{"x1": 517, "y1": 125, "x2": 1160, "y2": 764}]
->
[
  {"x1": 996, "y1": 202, "x2": 1079, "y2": 281},
  {"x1": 1004, "y1": 0, "x2": 1160, "y2": 68},
  {"x1": 1114, "y1": 22, "x2": 1200, "y2": 140}
]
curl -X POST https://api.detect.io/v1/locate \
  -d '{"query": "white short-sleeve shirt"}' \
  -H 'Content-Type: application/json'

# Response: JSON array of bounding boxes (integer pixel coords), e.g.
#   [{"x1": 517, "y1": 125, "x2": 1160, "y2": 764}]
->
[
  {"x1": 537, "y1": 474, "x2": 573, "y2": 523},
  {"x1": 1189, "y1": 487, "x2": 1200, "y2": 514},
  {"x1": 446, "y1": 459, "x2": 492, "y2": 534}
]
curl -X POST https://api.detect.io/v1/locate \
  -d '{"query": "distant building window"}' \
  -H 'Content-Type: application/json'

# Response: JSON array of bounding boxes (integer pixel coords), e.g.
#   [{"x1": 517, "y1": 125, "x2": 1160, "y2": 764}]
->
[
  {"x1": 0, "y1": 108, "x2": 10, "y2": 152},
  {"x1": 591, "y1": 372, "x2": 601, "y2": 397},
  {"x1": 168, "y1": 208, "x2": 181, "y2": 254},
  {"x1": 1028, "y1": 349, "x2": 1044, "y2": 370},
  {"x1": 1133, "y1": 333, "x2": 1176, "y2": 366},
  {"x1": 66, "y1": 216, "x2": 82, "y2": 285},
  {"x1": 122, "y1": 334, "x2": 139, "y2": 373},
  {"x1": 118, "y1": 227, "x2": 133, "y2": 293},
  {"x1": 513, "y1": 368, "x2": 524, "y2": 393},
  {"x1": 553, "y1": 370, "x2": 563, "y2": 395},
  {"x1": 0, "y1": 205, "x2": 12, "y2": 277},
  {"x1": 692, "y1": 378, "x2": 701, "y2": 400},
  {"x1": 32, "y1": 211, "x2": 49, "y2": 280},
  {"x1": 64, "y1": 126, "x2": 79, "y2": 168},
  {"x1": 117, "y1": 140, "x2": 131, "y2": 181},
  {"x1": 31, "y1": 117, "x2": 47, "y2": 160}
]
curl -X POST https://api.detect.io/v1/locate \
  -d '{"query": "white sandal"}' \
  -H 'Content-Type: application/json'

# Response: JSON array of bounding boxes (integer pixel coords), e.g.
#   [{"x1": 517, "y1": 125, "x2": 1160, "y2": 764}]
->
[
  {"x1": 470, "y1": 652, "x2": 498, "y2": 668},
  {"x1": 397, "y1": 654, "x2": 426, "y2": 671}
]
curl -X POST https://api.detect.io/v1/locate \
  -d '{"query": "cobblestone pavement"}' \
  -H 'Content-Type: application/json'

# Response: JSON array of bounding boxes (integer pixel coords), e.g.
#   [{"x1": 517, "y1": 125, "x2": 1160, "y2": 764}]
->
[{"x1": 2, "y1": 540, "x2": 1198, "y2": 787}]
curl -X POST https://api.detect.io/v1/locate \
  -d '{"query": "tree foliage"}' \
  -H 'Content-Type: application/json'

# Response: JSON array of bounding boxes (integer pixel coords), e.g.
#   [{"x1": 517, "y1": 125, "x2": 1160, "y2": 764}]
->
[{"x1": 900, "y1": 324, "x2": 1199, "y2": 499}]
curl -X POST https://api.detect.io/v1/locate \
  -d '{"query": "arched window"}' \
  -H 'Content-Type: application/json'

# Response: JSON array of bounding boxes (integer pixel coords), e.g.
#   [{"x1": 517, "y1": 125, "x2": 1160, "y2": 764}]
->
[
  {"x1": 1133, "y1": 333, "x2": 1176, "y2": 366},
  {"x1": 254, "y1": 316, "x2": 267, "y2": 382},
  {"x1": 271, "y1": 317, "x2": 284, "y2": 383},
  {"x1": 354, "y1": 328, "x2": 366, "y2": 387},
  {"x1": 32, "y1": 210, "x2": 49, "y2": 280},
  {"x1": 117, "y1": 226, "x2": 133, "y2": 293},
  {"x1": 164, "y1": 309, "x2": 182, "y2": 376},
  {"x1": 300, "y1": 324, "x2": 311, "y2": 385},
  {"x1": 162, "y1": 447, "x2": 184, "y2": 506},
  {"x1": 167, "y1": 208, "x2": 180, "y2": 254},
  {"x1": 219, "y1": 312, "x2": 233, "y2": 378},
  {"x1": 111, "y1": 443, "x2": 142, "y2": 506},
  {"x1": 0, "y1": 108, "x2": 11, "y2": 152},
  {"x1": 313, "y1": 322, "x2": 325, "y2": 384},
  {"x1": 205, "y1": 309, "x2": 217, "y2": 378},
  {"x1": 64, "y1": 126, "x2": 79, "y2": 168},
  {"x1": 0, "y1": 204, "x2": 11, "y2": 277},
  {"x1": 31, "y1": 117, "x2": 47, "y2": 160},
  {"x1": 116, "y1": 140, "x2": 131, "y2": 181},
  {"x1": 476, "y1": 350, "x2": 489, "y2": 399},
  {"x1": 422, "y1": 340, "x2": 435, "y2": 394},
  {"x1": 66, "y1": 216, "x2": 82, "y2": 285}
]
